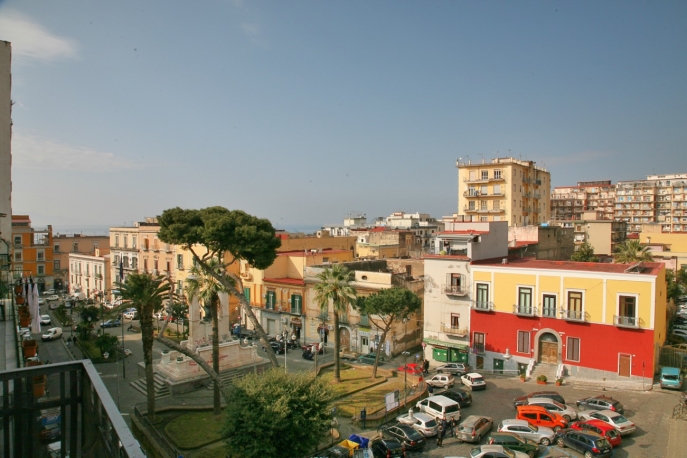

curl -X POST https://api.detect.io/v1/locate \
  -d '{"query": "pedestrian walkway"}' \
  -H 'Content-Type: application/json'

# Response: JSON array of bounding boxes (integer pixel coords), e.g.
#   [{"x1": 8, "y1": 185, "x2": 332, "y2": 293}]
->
[
  {"x1": 666, "y1": 417, "x2": 687, "y2": 458},
  {"x1": 566, "y1": 375, "x2": 657, "y2": 392},
  {"x1": 0, "y1": 299, "x2": 18, "y2": 372}
]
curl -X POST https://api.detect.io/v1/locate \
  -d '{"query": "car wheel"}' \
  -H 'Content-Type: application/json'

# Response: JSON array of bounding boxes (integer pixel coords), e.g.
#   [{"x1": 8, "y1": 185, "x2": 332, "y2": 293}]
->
[
  {"x1": 540, "y1": 438, "x2": 551, "y2": 446},
  {"x1": 578, "y1": 404, "x2": 586, "y2": 411},
  {"x1": 556, "y1": 437, "x2": 565, "y2": 447},
  {"x1": 527, "y1": 451, "x2": 535, "y2": 458},
  {"x1": 563, "y1": 415, "x2": 571, "y2": 422},
  {"x1": 553, "y1": 426, "x2": 562, "y2": 433}
]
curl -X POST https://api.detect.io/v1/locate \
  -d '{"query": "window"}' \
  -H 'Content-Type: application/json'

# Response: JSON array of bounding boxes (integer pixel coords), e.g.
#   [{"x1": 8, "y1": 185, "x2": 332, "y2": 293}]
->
[
  {"x1": 468, "y1": 201, "x2": 475, "y2": 210},
  {"x1": 176, "y1": 254, "x2": 184, "y2": 269},
  {"x1": 493, "y1": 200, "x2": 500, "y2": 210},
  {"x1": 476, "y1": 283, "x2": 490, "y2": 309},
  {"x1": 143, "y1": 259, "x2": 148, "y2": 271},
  {"x1": 481, "y1": 170, "x2": 488, "y2": 180},
  {"x1": 115, "y1": 235, "x2": 119, "y2": 247},
  {"x1": 542, "y1": 294, "x2": 556, "y2": 317},
  {"x1": 291, "y1": 295, "x2": 302, "y2": 314},
  {"x1": 450, "y1": 313, "x2": 460, "y2": 329},
  {"x1": 517, "y1": 287, "x2": 532, "y2": 314},
  {"x1": 480, "y1": 200, "x2": 488, "y2": 210},
  {"x1": 154, "y1": 260, "x2": 158, "y2": 272},
  {"x1": 567, "y1": 291, "x2": 583, "y2": 320},
  {"x1": 54, "y1": 244, "x2": 60, "y2": 253},
  {"x1": 123, "y1": 235, "x2": 128, "y2": 248},
  {"x1": 13, "y1": 236, "x2": 21, "y2": 246},
  {"x1": 447, "y1": 273, "x2": 464, "y2": 294},
  {"x1": 494, "y1": 169, "x2": 502, "y2": 179},
  {"x1": 54, "y1": 260, "x2": 60, "y2": 270},
  {"x1": 37, "y1": 265, "x2": 45, "y2": 275},
  {"x1": 517, "y1": 331, "x2": 530, "y2": 353},
  {"x1": 123, "y1": 257, "x2": 129, "y2": 268},
  {"x1": 619, "y1": 296, "x2": 636, "y2": 318},
  {"x1": 72, "y1": 243, "x2": 79, "y2": 252},
  {"x1": 14, "y1": 251, "x2": 21, "y2": 262},
  {"x1": 132, "y1": 258, "x2": 138, "y2": 269},
  {"x1": 494, "y1": 184, "x2": 501, "y2": 194},
  {"x1": 166, "y1": 261, "x2": 171, "y2": 273},
  {"x1": 480, "y1": 185, "x2": 488, "y2": 195},
  {"x1": 359, "y1": 313, "x2": 369, "y2": 326},
  {"x1": 266, "y1": 291, "x2": 276, "y2": 310},
  {"x1": 480, "y1": 216, "x2": 488, "y2": 221},
  {"x1": 244, "y1": 288, "x2": 250, "y2": 304},
  {"x1": 566, "y1": 337, "x2": 580, "y2": 361},
  {"x1": 37, "y1": 250, "x2": 45, "y2": 261},
  {"x1": 473, "y1": 332, "x2": 485, "y2": 354},
  {"x1": 132, "y1": 236, "x2": 137, "y2": 249},
  {"x1": 469, "y1": 186, "x2": 478, "y2": 196}
]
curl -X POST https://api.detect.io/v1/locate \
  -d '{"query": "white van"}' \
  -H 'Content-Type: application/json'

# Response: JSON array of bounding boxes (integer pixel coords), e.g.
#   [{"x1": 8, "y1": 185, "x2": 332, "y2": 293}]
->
[{"x1": 415, "y1": 395, "x2": 461, "y2": 422}]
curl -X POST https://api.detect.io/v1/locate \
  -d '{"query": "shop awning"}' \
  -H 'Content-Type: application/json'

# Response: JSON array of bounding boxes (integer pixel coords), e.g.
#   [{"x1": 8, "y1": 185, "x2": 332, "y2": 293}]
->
[{"x1": 423, "y1": 338, "x2": 469, "y2": 351}]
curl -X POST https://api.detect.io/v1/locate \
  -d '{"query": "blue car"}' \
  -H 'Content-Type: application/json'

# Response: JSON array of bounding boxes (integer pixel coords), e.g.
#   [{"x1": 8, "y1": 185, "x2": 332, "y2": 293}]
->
[{"x1": 100, "y1": 319, "x2": 122, "y2": 328}]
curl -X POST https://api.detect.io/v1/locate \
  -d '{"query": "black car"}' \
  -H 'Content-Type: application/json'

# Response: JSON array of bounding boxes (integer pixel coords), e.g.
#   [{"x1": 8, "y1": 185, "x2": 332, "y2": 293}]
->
[
  {"x1": 435, "y1": 388, "x2": 473, "y2": 407},
  {"x1": 575, "y1": 395, "x2": 625, "y2": 414},
  {"x1": 378, "y1": 424, "x2": 426, "y2": 451},
  {"x1": 513, "y1": 391, "x2": 566, "y2": 408},
  {"x1": 487, "y1": 432, "x2": 540, "y2": 458},
  {"x1": 555, "y1": 429, "x2": 613, "y2": 457},
  {"x1": 100, "y1": 319, "x2": 122, "y2": 328},
  {"x1": 263, "y1": 341, "x2": 286, "y2": 355},
  {"x1": 370, "y1": 439, "x2": 405, "y2": 458}
]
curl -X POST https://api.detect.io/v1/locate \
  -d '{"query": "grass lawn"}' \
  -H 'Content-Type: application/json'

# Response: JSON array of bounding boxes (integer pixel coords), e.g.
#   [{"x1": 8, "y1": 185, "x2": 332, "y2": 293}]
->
[
  {"x1": 165, "y1": 411, "x2": 226, "y2": 449},
  {"x1": 334, "y1": 376, "x2": 408, "y2": 418},
  {"x1": 194, "y1": 445, "x2": 230, "y2": 458},
  {"x1": 321, "y1": 365, "x2": 387, "y2": 400}
]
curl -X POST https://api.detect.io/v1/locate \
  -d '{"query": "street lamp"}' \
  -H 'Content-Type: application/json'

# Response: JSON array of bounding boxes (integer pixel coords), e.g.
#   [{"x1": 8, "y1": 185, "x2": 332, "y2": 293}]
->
[{"x1": 402, "y1": 350, "x2": 410, "y2": 407}]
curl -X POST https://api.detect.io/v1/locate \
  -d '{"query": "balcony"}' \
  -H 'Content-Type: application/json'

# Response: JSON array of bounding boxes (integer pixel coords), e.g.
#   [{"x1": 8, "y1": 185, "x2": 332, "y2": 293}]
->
[
  {"x1": 0, "y1": 361, "x2": 144, "y2": 457},
  {"x1": 471, "y1": 301, "x2": 494, "y2": 312},
  {"x1": 441, "y1": 325, "x2": 468, "y2": 337},
  {"x1": 512, "y1": 304, "x2": 538, "y2": 317},
  {"x1": 614, "y1": 315, "x2": 640, "y2": 328},
  {"x1": 473, "y1": 343, "x2": 485, "y2": 354},
  {"x1": 443, "y1": 284, "x2": 468, "y2": 297},
  {"x1": 560, "y1": 309, "x2": 586, "y2": 322},
  {"x1": 463, "y1": 175, "x2": 506, "y2": 184}
]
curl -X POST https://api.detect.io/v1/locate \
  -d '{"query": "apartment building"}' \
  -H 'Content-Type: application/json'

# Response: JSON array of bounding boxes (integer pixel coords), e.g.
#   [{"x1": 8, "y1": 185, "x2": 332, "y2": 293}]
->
[
  {"x1": 353, "y1": 227, "x2": 418, "y2": 260},
  {"x1": 382, "y1": 212, "x2": 445, "y2": 249},
  {"x1": 0, "y1": 42, "x2": 12, "y2": 287},
  {"x1": 422, "y1": 220, "x2": 509, "y2": 366},
  {"x1": 615, "y1": 174, "x2": 687, "y2": 233},
  {"x1": 53, "y1": 234, "x2": 109, "y2": 292},
  {"x1": 469, "y1": 258, "x2": 666, "y2": 384},
  {"x1": 551, "y1": 180, "x2": 616, "y2": 221},
  {"x1": 552, "y1": 212, "x2": 627, "y2": 259},
  {"x1": 11, "y1": 215, "x2": 54, "y2": 291},
  {"x1": 69, "y1": 249, "x2": 111, "y2": 300},
  {"x1": 457, "y1": 157, "x2": 551, "y2": 226}
]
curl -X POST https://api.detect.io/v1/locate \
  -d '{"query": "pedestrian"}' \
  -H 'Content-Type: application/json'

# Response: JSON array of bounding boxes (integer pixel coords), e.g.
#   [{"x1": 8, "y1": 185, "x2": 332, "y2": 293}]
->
[
  {"x1": 450, "y1": 417, "x2": 457, "y2": 438},
  {"x1": 423, "y1": 358, "x2": 430, "y2": 374},
  {"x1": 66, "y1": 336, "x2": 72, "y2": 347},
  {"x1": 73, "y1": 335, "x2": 77, "y2": 345},
  {"x1": 441, "y1": 416, "x2": 448, "y2": 440},
  {"x1": 436, "y1": 423, "x2": 444, "y2": 447}
]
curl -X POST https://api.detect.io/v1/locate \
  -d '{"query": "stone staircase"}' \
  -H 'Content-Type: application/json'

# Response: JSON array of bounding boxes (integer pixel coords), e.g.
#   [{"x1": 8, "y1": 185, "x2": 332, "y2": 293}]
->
[
  {"x1": 130, "y1": 373, "x2": 170, "y2": 398},
  {"x1": 206, "y1": 368, "x2": 247, "y2": 390},
  {"x1": 528, "y1": 362, "x2": 560, "y2": 383}
]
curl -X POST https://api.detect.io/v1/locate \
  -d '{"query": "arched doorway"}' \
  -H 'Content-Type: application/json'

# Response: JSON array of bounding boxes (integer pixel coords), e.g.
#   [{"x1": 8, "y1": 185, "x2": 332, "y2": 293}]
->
[
  {"x1": 340, "y1": 327, "x2": 351, "y2": 350},
  {"x1": 539, "y1": 332, "x2": 559, "y2": 364}
]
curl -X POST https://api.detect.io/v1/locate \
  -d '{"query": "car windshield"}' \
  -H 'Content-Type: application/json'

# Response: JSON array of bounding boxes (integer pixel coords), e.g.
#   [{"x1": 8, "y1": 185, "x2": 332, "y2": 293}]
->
[
  {"x1": 609, "y1": 414, "x2": 629, "y2": 423},
  {"x1": 404, "y1": 429, "x2": 423, "y2": 440},
  {"x1": 473, "y1": 376, "x2": 484, "y2": 383},
  {"x1": 424, "y1": 419, "x2": 437, "y2": 427},
  {"x1": 607, "y1": 429, "x2": 619, "y2": 438},
  {"x1": 551, "y1": 400, "x2": 565, "y2": 409},
  {"x1": 596, "y1": 438, "x2": 611, "y2": 448},
  {"x1": 529, "y1": 424, "x2": 538, "y2": 432},
  {"x1": 470, "y1": 449, "x2": 481, "y2": 457},
  {"x1": 664, "y1": 374, "x2": 679, "y2": 381}
]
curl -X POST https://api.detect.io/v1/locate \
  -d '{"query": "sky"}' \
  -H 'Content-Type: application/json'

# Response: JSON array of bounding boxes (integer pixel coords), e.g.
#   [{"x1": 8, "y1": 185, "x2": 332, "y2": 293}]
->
[{"x1": 1, "y1": 1, "x2": 686, "y2": 234}]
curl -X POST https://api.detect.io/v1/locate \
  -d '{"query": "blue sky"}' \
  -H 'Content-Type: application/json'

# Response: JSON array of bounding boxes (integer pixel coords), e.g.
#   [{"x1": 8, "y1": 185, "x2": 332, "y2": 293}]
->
[{"x1": 2, "y1": 1, "x2": 686, "y2": 234}]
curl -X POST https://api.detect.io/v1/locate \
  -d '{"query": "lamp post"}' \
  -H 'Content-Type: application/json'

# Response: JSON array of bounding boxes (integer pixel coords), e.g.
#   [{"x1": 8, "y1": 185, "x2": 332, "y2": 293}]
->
[
  {"x1": 402, "y1": 350, "x2": 410, "y2": 407},
  {"x1": 121, "y1": 311, "x2": 126, "y2": 379}
]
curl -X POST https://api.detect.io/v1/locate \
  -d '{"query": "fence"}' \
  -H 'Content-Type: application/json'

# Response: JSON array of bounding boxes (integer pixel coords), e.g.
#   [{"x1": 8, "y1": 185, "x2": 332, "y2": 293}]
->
[
  {"x1": 660, "y1": 346, "x2": 687, "y2": 370},
  {"x1": 133, "y1": 405, "x2": 180, "y2": 458}
]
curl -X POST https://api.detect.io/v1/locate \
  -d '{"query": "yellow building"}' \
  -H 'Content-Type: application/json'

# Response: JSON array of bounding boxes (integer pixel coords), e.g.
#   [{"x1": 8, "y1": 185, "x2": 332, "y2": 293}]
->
[
  {"x1": 470, "y1": 258, "x2": 666, "y2": 384},
  {"x1": 457, "y1": 157, "x2": 551, "y2": 226},
  {"x1": 639, "y1": 223, "x2": 687, "y2": 271}
]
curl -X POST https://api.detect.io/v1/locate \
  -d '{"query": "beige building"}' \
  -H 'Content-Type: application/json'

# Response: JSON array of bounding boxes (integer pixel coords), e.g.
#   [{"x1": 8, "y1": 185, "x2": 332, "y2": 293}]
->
[
  {"x1": 54, "y1": 234, "x2": 109, "y2": 292},
  {"x1": 0, "y1": 42, "x2": 12, "y2": 284},
  {"x1": 69, "y1": 249, "x2": 111, "y2": 301},
  {"x1": 639, "y1": 224, "x2": 687, "y2": 271},
  {"x1": 353, "y1": 228, "x2": 418, "y2": 260},
  {"x1": 457, "y1": 157, "x2": 551, "y2": 226},
  {"x1": 551, "y1": 211, "x2": 626, "y2": 259},
  {"x1": 615, "y1": 174, "x2": 687, "y2": 233},
  {"x1": 551, "y1": 180, "x2": 615, "y2": 221}
]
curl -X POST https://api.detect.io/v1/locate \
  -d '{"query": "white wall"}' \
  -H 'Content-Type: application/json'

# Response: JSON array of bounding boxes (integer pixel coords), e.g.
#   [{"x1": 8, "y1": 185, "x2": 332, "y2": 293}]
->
[{"x1": 0, "y1": 42, "x2": 12, "y2": 263}]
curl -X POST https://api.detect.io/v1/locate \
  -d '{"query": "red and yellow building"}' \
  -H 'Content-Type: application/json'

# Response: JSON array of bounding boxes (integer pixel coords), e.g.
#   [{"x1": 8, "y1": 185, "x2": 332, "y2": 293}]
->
[{"x1": 11, "y1": 215, "x2": 54, "y2": 291}]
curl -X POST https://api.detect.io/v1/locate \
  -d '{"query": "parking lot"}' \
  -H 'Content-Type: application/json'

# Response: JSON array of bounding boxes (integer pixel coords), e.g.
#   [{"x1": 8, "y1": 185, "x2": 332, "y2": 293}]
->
[{"x1": 349, "y1": 375, "x2": 684, "y2": 458}]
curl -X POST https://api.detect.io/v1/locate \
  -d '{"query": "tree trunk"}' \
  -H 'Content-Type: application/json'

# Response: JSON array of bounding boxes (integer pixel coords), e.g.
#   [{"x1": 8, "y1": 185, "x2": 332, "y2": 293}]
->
[
  {"x1": 333, "y1": 311, "x2": 341, "y2": 383},
  {"x1": 141, "y1": 311, "x2": 156, "y2": 422},
  {"x1": 372, "y1": 328, "x2": 389, "y2": 379},
  {"x1": 212, "y1": 295, "x2": 221, "y2": 416}
]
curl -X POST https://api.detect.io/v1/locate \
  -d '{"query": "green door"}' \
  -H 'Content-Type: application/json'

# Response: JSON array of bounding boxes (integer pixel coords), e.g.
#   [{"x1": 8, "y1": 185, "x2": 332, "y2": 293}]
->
[{"x1": 493, "y1": 358, "x2": 504, "y2": 374}]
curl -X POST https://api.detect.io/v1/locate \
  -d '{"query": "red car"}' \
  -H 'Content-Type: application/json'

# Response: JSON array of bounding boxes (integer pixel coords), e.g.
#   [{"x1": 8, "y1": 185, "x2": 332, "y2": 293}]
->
[
  {"x1": 570, "y1": 419, "x2": 622, "y2": 447},
  {"x1": 397, "y1": 363, "x2": 423, "y2": 376}
]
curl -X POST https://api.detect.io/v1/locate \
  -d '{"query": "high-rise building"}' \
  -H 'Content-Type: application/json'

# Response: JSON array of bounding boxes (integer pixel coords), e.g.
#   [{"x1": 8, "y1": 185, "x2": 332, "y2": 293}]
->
[
  {"x1": 456, "y1": 157, "x2": 551, "y2": 226},
  {"x1": 615, "y1": 174, "x2": 687, "y2": 233},
  {"x1": 551, "y1": 180, "x2": 616, "y2": 221}
]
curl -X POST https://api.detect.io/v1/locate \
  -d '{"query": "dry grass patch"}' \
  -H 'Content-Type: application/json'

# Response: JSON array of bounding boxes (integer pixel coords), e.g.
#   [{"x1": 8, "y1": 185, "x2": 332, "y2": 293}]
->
[
  {"x1": 321, "y1": 366, "x2": 386, "y2": 399},
  {"x1": 333, "y1": 377, "x2": 408, "y2": 418}
]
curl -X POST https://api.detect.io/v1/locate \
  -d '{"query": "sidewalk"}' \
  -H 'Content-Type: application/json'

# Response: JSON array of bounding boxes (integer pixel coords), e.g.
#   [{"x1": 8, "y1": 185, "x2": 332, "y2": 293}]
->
[{"x1": 666, "y1": 417, "x2": 687, "y2": 458}]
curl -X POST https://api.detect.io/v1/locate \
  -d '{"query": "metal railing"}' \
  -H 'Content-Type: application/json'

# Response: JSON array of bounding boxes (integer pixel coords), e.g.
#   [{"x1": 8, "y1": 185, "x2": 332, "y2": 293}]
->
[
  {"x1": 613, "y1": 315, "x2": 639, "y2": 328},
  {"x1": 441, "y1": 325, "x2": 468, "y2": 336},
  {"x1": 560, "y1": 309, "x2": 585, "y2": 322},
  {"x1": 133, "y1": 406, "x2": 179, "y2": 457},
  {"x1": 442, "y1": 284, "x2": 468, "y2": 296},
  {"x1": 471, "y1": 301, "x2": 494, "y2": 312},
  {"x1": 512, "y1": 305, "x2": 538, "y2": 317}
]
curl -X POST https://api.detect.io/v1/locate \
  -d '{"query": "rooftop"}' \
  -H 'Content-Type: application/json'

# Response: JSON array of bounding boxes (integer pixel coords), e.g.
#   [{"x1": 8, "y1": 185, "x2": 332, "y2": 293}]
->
[{"x1": 471, "y1": 257, "x2": 663, "y2": 275}]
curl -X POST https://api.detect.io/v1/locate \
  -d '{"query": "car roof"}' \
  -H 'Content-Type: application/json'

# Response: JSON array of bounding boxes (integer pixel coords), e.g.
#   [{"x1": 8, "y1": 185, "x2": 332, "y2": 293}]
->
[
  {"x1": 565, "y1": 429, "x2": 604, "y2": 439},
  {"x1": 478, "y1": 445, "x2": 506, "y2": 452},
  {"x1": 465, "y1": 372, "x2": 483, "y2": 377},
  {"x1": 590, "y1": 409, "x2": 623, "y2": 417},
  {"x1": 500, "y1": 419, "x2": 529, "y2": 427},
  {"x1": 576, "y1": 419, "x2": 615, "y2": 431},
  {"x1": 461, "y1": 415, "x2": 490, "y2": 425},
  {"x1": 528, "y1": 397, "x2": 561, "y2": 405}
]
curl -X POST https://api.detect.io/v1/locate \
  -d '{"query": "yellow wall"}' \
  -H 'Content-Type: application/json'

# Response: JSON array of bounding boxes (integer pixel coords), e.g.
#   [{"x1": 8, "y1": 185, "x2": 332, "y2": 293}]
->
[
  {"x1": 492, "y1": 273, "x2": 537, "y2": 312},
  {"x1": 603, "y1": 279, "x2": 653, "y2": 327},
  {"x1": 473, "y1": 271, "x2": 492, "y2": 282}
]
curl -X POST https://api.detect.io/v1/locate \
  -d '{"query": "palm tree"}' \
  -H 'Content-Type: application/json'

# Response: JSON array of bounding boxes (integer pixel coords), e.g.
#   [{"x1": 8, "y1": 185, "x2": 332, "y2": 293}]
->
[
  {"x1": 313, "y1": 264, "x2": 357, "y2": 383},
  {"x1": 114, "y1": 272, "x2": 170, "y2": 422},
  {"x1": 614, "y1": 240, "x2": 653, "y2": 263},
  {"x1": 185, "y1": 258, "x2": 229, "y2": 416}
]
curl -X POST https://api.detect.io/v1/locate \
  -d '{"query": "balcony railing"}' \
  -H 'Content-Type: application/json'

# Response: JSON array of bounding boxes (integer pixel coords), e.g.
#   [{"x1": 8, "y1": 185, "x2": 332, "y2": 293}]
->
[
  {"x1": 0, "y1": 361, "x2": 145, "y2": 458},
  {"x1": 441, "y1": 325, "x2": 468, "y2": 336},
  {"x1": 512, "y1": 305, "x2": 538, "y2": 317},
  {"x1": 473, "y1": 344, "x2": 485, "y2": 354},
  {"x1": 443, "y1": 284, "x2": 468, "y2": 296},
  {"x1": 560, "y1": 309, "x2": 586, "y2": 322},
  {"x1": 613, "y1": 315, "x2": 639, "y2": 328},
  {"x1": 471, "y1": 301, "x2": 494, "y2": 312}
]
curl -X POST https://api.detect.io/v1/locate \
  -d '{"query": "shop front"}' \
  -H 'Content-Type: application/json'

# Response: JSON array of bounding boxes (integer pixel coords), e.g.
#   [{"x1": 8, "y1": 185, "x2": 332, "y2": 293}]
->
[{"x1": 423, "y1": 338, "x2": 469, "y2": 364}]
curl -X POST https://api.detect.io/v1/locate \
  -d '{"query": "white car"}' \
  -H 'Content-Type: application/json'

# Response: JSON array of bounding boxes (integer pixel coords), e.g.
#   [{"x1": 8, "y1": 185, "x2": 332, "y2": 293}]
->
[
  {"x1": 123, "y1": 310, "x2": 138, "y2": 320},
  {"x1": 46, "y1": 295, "x2": 60, "y2": 302},
  {"x1": 40, "y1": 315, "x2": 51, "y2": 325},
  {"x1": 427, "y1": 374, "x2": 455, "y2": 389},
  {"x1": 461, "y1": 372, "x2": 487, "y2": 390},
  {"x1": 497, "y1": 419, "x2": 555, "y2": 445},
  {"x1": 43, "y1": 289, "x2": 55, "y2": 295},
  {"x1": 578, "y1": 409, "x2": 636, "y2": 436},
  {"x1": 396, "y1": 412, "x2": 439, "y2": 437},
  {"x1": 41, "y1": 327, "x2": 63, "y2": 341},
  {"x1": 467, "y1": 445, "x2": 529, "y2": 458},
  {"x1": 38, "y1": 298, "x2": 45, "y2": 305}
]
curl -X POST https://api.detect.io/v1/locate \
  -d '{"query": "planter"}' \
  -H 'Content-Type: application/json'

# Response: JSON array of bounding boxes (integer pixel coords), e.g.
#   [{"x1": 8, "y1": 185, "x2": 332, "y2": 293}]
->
[
  {"x1": 27, "y1": 360, "x2": 43, "y2": 367},
  {"x1": 23, "y1": 340, "x2": 37, "y2": 358},
  {"x1": 555, "y1": 381, "x2": 562, "y2": 386},
  {"x1": 20, "y1": 316, "x2": 31, "y2": 327},
  {"x1": 520, "y1": 377, "x2": 526, "y2": 382},
  {"x1": 15, "y1": 285, "x2": 23, "y2": 294},
  {"x1": 18, "y1": 305, "x2": 29, "y2": 314},
  {"x1": 33, "y1": 376, "x2": 47, "y2": 398},
  {"x1": 536, "y1": 381, "x2": 547, "y2": 385},
  {"x1": 16, "y1": 296, "x2": 25, "y2": 305}
]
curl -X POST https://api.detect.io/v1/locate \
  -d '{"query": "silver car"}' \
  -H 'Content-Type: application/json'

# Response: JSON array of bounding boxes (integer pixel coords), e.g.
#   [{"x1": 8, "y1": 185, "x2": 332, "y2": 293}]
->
[
  {"x1": 436, "y1": 362, "x2": 472, "y2": 376},
  {"x1": 457, "y1": 415, "x2": 493, "y2": 443},
  {"x1": 497, "y1": 419, "x2": 555, "y2": 446},
  {"x1": 526, "y1": 398, "x2": 578, "y2": 422},
  {"x1": 396, "y1": 411, "x2": 439, "y2": 437}
]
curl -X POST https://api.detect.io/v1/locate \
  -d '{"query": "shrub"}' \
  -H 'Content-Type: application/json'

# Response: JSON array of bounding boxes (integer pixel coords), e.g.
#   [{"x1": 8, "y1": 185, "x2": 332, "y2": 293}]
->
[{"x1": 537, "y1": 374, "x2": 547, "y2": 383}]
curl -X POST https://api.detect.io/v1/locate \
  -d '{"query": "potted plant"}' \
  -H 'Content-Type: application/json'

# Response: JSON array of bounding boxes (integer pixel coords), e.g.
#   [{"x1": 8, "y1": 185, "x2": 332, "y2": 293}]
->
[
  {"x1": 519, "y1": 373, "x2": 526, "y2": 382},
  {"x1": 536, "y1": 375, "x2": 547, "y2": 385},
  {"x1": 33, "y1": 375, "x2": 47, "y2": 398},
  {"x1": 23, "y1": 339, "x2": 38, "y2": 358},
  {"x1": 555, "y1": 378, "x2": 563, "y2": 386}
]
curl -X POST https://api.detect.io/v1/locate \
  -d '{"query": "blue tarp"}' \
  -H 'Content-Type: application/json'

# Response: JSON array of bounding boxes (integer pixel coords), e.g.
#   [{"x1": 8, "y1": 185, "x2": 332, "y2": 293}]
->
[{"x1": 348, "y1": 434, "x2": 369, "y2": 449}]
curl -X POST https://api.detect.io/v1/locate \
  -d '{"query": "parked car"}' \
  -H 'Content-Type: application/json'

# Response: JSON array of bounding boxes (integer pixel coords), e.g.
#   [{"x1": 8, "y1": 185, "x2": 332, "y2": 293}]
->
[
  {"x1": 467, "y1": 444, "x2": 529, "y2": 458},
  {"x1": 433, "y1": 387, "x2": 472, "y2": 407},
  {"x1": 415, "y1": 395, "x2": 461, "y2": 422},
  {"x1": 396, "y1": 363, "x2": 423, "y2": 376},
  {"x1": 513, "y1": 391, "x2": 566, "y2": 408},
  {"x1": 569, "y1": 419, "x2": 622, "y2": 448},
  {"x1": 457, "y1": 415, "x2": 493, "y2": 443},
  {"x1": 554, "y1": 429, "x2": 613, "y2": 457},
  {"x1": 516, "y1": 405, "x2": 568, "y2": 432},
  {"x1": 378, "y1": 424, "x2": 426, "y2": 451},
  {"x1": 100, "y1": 319, "x2": 122, "y2": 328},
  {"x1": 43, "y1": 289, "x2": 55, "y2": 295},
  {"x1": 427, "y1": 374, "x2": 455, "y2": 389},
  {"x1": 525, "y1": 398, "x2": 578, "y2": 422},
  {"x1": 487, "y1": 432, "x2": 540, "y2": 458},
  {"x1": 578, "y1": 409, "x2": 636, "y2": 436},
  {"x1": 660, "y1": 366, "x2": 684, "y2": 390},
  {"x1": 575, "y1": 395, "x2": 625, "y2": 414},
  {"x1": 123, "y1": 310, "x2": 138, "y2": 320},
  {"x1": 263, "y1": 341, "x2": 286, "y2": 355},
  {"x1": 40, "y1": 315, "x2": 51, "y2": 325},
  {"x1": 49, "y1": 303, "x2": 59, "y2": 310},
  {"x1": 46, "y1": 295, "x2": 59, "y2": 302},
  {"x1": 497, "y1": 419, "x2": 555, "y2": 446},
  {"x1": 358, "y1": 353, "x2": 384, "y2": 365},
  {"x1": 41, "y1": 327, "x2": 63, "y2": 341},
  {"x1": 38, "y1": 298, "x2": 45, "y2": 305},
  {"x1": 461, "y1": 372, "x2": 487, "y2": 390},
  {"x1": 672, "y1": 329, "x2": 687, "y2": 338},
  {"x1": 370, "y1": 439, "x2": 405, "y2": 458},
  {"x1": 396, "y1": 412, "x2": 438, "y2": 437},
  {"x1": 435, "y1": 362, "x2": 472, "y2": 376}
]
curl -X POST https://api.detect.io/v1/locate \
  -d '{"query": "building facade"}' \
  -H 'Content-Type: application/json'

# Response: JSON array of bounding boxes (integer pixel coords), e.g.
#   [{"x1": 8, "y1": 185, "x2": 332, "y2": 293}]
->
[
  {"x1": 53, "y1": 234, "x2": 109, "y2": 292},
  {"x1": 551, "y1": 181, "x2": 615, "y2": 222},
  {"x1": 69, "y1": 249, "x2": 111, "y2": 301},
  {"x1": 457, "y1": 157, "x2": 551, "y2": 226},
  {"x1": 0, "y1": 41, "x2": 12, "y2": 287},
  {"x1": 11, "y1": 215, "x2": 54, "y2": 291},
  {"x1": 615, "y1": 174, "x2": 687, "y2": 234},
  {"x1": 469, "y1": 259, "x2": 666, "y2": 384}
]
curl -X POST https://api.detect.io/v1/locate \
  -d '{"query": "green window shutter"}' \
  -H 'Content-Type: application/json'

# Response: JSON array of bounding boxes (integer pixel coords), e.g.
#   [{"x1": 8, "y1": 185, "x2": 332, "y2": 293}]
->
[
  {"x1": 433, "y1": 347, "x2": 448, "y2": 362},
  {"x1": 244, "y1": 288, "x2": 250, "y2": 303}
]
